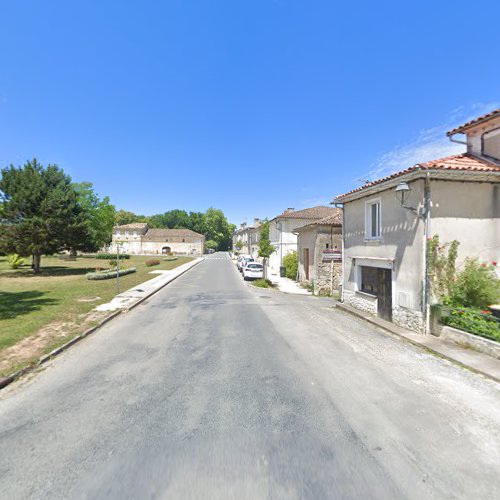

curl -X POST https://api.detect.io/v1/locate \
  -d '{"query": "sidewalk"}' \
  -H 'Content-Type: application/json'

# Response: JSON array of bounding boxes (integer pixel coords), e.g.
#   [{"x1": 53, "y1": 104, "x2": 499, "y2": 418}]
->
[
  {"x1": 267, "y1": 270, "x2": 311, "y2": 295},
  {"x1": 96, "y1": 257, "x2": 204, "y2": 311},
  {"x1": 336, "y1": 302, "x2": 500, "y2": 383}
]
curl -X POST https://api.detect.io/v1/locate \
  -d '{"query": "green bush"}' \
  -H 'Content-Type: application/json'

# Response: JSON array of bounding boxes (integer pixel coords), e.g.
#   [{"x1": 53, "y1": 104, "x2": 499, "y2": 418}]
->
[
  {"x1": 442, "y1": 306, "x2": 500, "y2": 342},
  {"x1": 146, "y1": 259, "x2": 160, "y2": 267},
  {"x1": 96, "y1": 253, "x2": 131, "y2": 260},
  {"x1": 252, "y1": 278, "x2": 273, "y2": 288},
  {"x1": 7, "y1": 253, "x2": 25, "y2": 269},
  {"x1": 86, "y1": 267, "x2": 136, "y2": 280},
  {"x1": 282, "y1": 251, "x2": 298, "y2": 280},
  {"x1": 450, "y1": 259, "x2": 499, "y2": 309}
]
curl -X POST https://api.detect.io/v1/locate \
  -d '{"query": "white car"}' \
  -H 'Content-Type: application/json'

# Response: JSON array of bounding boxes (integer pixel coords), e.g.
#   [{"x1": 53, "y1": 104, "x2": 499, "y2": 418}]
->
[
  {"x1": 243, "y1": 262, "x2": 264, "y2": 280},
  {"x1": 237, "y1": 255, "x2": 254, "y2": 271}
]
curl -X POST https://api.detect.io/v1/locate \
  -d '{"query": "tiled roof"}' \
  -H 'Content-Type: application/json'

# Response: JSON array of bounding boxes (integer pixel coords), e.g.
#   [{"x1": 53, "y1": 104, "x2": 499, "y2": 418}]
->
[
  {"x1": 144, "y1": 228, "x2": 204, "y2": 239},
  {"x1": 447, "y1": 108, "x2": 500, "y2": 136},
  {"x1": 335, "y1": 153, "x2": 500, "y2": 200},
  {"x1": 114, "y1": 223, "x2": 148, "y2": 230},
  {"x1": 273, "y1": 206, "x2": 340, "y2": 220},
  {"x1": 295, "y1": 210, "x2": 343, "y2": 231}
]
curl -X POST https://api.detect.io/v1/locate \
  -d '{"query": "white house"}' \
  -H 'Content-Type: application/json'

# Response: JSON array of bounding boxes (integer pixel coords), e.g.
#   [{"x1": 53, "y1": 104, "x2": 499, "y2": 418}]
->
[
  {"x1": 232, "y1": 218, "x2": 261, "y2": 257},
  {"x1": 109, "y1": 223, "x2": 205, "y2": 256},
  {"x1": 335, "y1": 108, "x2": 500, "y2": 334},
  {"x1": 267, "y1": 206, "x2": 342, "y2": 277}
]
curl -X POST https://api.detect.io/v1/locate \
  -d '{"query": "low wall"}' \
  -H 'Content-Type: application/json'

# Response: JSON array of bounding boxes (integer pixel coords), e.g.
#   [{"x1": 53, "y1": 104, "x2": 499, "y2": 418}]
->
[{"x1": 440, "y1": 326, "x2": 500, "y2": 360}]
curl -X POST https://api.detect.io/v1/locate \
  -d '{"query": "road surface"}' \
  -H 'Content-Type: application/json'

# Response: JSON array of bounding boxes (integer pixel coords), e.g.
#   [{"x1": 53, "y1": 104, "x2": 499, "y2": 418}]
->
[{"x1": 1, "y1": 252, "x2": 499, "y2": 499}]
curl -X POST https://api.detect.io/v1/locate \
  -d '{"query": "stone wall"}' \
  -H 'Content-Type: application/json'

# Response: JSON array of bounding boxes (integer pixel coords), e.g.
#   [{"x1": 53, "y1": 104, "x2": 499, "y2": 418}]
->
[
  {"x1": 343, "y1": 290, "x2": 377, "y2": 315},
  {"x1": 313, "y1": 232, "x2": 342, "y2": 295},
  {"x1": 392, "y1": 306, "x2": 424, "y2": 334}
]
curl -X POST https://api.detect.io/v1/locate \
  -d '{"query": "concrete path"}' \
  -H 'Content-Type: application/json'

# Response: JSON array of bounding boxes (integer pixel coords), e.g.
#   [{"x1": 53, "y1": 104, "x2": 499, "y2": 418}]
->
[{"x1": 1, "y1": 252, "x2": 499, "y2": 499}]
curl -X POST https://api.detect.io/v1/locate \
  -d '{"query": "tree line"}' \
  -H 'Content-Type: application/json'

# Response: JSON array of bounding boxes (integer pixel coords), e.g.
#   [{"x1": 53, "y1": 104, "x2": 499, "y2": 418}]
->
[
  {"x1": 0, "y1": 159, "x2": 235, "y2": 272},
  {"x1": 114, "y1": 208, "x2": 235, "y2": 251}
]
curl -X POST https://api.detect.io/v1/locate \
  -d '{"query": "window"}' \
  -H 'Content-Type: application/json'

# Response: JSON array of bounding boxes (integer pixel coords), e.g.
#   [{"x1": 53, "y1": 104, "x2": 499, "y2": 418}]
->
[
  {"x1": 483, "y1": 128, "x2": 500, "y2": 161},
  {"x1": 360, "y1": 266, "x2": 379, "y2": 295},
  {"x1": 365, "y1": 199, "x2": 381, "y2": 239},
  {"x1": 125, "y1": 231, "x2": 129, "y2": 237},
  {"x1": 133, "y1": 231, "x2": 137, "y2": 237},
  {"x1": 326, "y1": 243, "x2": 329, "y2": 249}
]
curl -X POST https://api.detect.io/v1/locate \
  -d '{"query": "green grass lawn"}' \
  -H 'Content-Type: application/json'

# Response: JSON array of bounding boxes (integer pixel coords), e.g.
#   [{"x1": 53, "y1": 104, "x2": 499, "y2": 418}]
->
[{"x1": 0, "y1": 254, "x2": 193, "y2": 376}]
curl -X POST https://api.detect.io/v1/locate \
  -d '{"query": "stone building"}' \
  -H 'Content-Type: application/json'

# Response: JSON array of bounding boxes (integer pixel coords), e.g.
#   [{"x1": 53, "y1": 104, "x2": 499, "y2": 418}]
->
[
  {"x1": 108, "y1": 223, "x2": 205, "y2": 256},
  {"x1": 335, "y1": 108, "x2": 500, "y2": 334},
  {"x1": 267, "y1": 206, "x2": 341, "y2": 277},
  {"x1": 295, "y1": 211, "x2": 343, "y2": 295}
]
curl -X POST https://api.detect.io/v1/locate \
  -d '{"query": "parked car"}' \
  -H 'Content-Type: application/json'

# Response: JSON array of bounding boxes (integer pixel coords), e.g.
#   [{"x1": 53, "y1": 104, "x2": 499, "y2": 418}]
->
[
  {"x1": 238, "y1": 256, "x2": 254, "y2": 272},
  {"x1": 242, "y1": 262, "x2": 264, "y2": 280}
]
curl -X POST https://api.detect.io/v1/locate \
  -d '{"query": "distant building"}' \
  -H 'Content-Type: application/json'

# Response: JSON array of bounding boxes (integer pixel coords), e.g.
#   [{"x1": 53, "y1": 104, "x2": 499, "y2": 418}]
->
[
  {"x1": 335, "y1": 108, "x2": 500, "y2": 334},
  {"x1": 267, "y1": 206, "x2": 342, "y2": 277},
  {"x1": 107, "y1": 223, "x2": 205, "y2": 256},
  {"x1": 232, "y1": 218, "x2": 261, "y2": 258},
  {"x1": 295, "y1": 211, "x2": 343, "y2": 295}
]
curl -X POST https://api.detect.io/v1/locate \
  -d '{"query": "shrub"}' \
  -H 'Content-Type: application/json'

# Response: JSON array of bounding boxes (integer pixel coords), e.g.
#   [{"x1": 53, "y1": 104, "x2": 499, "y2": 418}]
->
[
  {"x1": 96, "y1": 253, "x2": 131, "y2": 260},
  {"x1": 282, "y1": 251, "x2": 298, "y2": 280},
  {"x1": 252, "y1": 278, "x2": 273, "y2": 288},
  {"x1": 163, "y1": 256, "x2": 178, "y2": 261},
  {"x1": 7, "y1": 253, "x2": 25, "y2": 269},
  {"x1": 86, "y1": 267, "x2": 136, "y2": 280},
  {"x1": 442, "y1": 306, "x2": 500, "y2": 342},
  {"x1": 450, "y1": 259, "x2": 499, "y2": 309},
  {"x1": 146, "y1": 259, "x2": 160, "y2": 267}
]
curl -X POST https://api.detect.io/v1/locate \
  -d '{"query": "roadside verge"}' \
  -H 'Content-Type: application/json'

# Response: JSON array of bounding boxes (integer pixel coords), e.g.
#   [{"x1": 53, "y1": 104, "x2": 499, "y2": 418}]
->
[{"x1": 0, "y1": 257, "x2": 204, "y2": 390}]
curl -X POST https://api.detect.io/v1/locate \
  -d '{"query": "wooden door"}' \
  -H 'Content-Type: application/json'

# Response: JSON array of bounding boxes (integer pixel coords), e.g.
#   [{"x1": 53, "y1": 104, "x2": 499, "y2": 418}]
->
[
  {"x1": 304, "y1": 248, "x2": 310, "y2": 280},
  {"x1": 377, "y1": 268, "x2": 392, "y2": 321}
]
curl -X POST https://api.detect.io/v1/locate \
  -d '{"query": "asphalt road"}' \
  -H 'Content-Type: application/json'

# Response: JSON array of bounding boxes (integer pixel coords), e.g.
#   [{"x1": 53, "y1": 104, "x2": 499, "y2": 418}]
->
[{"x1": 1, "y1": 252, "x2": 499, "y2": 499}]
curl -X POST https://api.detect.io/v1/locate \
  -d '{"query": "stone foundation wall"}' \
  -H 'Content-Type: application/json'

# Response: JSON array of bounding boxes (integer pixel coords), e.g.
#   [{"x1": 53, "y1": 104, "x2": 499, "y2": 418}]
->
[
  {"x1": 343, "y1": 290, "x2": 377, "y2": 315},
  {"x1": 315, "y1": 261, "x2": 342, "y2": 294},
  {"x1": 393, "y1": 306, "x2": 424, "y2": 333}
]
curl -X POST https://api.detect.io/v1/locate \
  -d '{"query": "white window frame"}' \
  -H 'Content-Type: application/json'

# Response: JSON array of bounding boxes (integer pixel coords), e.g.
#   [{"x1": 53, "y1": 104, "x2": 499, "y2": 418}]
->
[{"x1": 365, "y1": 198, "x2": 381, "y2": 240}]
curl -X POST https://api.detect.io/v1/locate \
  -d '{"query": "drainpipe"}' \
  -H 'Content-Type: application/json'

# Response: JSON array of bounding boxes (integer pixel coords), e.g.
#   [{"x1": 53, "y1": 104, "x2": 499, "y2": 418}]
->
[
  {"x1": 422, "y1": 172, "x2": 432, "y2": 334},
  {"x1": 334, "y1": 202, "x2": 345, "y2": 303},
  {"x1": 447, "y1": 132, "x2": 467, "y2": 146}
]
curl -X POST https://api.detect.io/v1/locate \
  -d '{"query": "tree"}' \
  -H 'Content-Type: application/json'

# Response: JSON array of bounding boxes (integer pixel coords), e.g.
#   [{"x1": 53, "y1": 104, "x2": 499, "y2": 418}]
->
[
  {"x1": 258, "y1": 219, "x2": 275, "y2": 278},
  {"x1": 73, "y1": 182, "x2": 116, "y2": 252},
  {"x1": 115, "y1": 210, "x2": 142, "y2": 225},
  {"x1": 203, "y1": 207, "x2": 234, "y2": 251},
  {"x1": 205, "y1": 239, "x2": 218, "y2": 251},
  {"x1": 0, "y1": 159, "x2": 86, "y2": 272}
]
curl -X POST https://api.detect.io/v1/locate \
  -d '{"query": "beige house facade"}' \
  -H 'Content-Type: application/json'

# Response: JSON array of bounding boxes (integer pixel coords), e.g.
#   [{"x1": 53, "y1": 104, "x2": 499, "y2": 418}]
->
[
  {"x1": 295, "y1": 211, "x2": 343, "y2": 295},
  {"x1": 268, "y1": 206, "x2": 343, "y2": 277},
  {"x1": 108, "y1": 223, "x2": 205, "y2": 256},
  {"x1": 335, "y1": 109, "x2": 500, "y2": 334}
]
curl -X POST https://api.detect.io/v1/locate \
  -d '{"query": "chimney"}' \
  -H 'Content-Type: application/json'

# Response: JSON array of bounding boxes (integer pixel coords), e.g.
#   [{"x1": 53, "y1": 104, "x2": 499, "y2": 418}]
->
[
  {"x1": 284, "y1": 208, "x2": 295, "y2": 214},
  {"x1": 253, "y1": 218, "x2": 261, "y2": 226},
  {"x1": 241, "y1": 222, "x2": 247, "y2": 229}
]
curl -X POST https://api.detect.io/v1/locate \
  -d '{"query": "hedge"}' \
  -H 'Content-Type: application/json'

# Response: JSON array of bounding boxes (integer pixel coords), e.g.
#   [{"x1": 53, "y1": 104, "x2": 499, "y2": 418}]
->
[
  {"x1": 95, "y1": 253, "x2": 131, "y2": 260},
  {"x1": 442, "y1": 306, "x2": 500, "y2": 342},
  {"x1": 86, "y1": 267, "x2": 136, "y2": 280}
]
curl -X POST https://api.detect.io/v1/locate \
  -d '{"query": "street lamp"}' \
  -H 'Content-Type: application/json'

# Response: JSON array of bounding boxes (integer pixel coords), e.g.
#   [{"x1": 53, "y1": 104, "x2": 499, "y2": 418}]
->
[
  {"x1": 395, "y1": 181, "x2": 411, "y2": 205},
  {"x1": 394, "y1": 181, "x2": 424, "y2": 218}
]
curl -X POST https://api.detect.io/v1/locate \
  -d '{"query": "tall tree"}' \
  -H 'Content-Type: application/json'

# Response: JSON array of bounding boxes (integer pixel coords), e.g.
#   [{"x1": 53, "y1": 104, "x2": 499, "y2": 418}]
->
[
  {"x1": 73, "y1": 182, "x2": 116, "y2": 252},
  {"x1": 203, "y1": 207, "x2": 234, "y2": 251},
  {"x1": 0, "y1": 159, "x2": 85, "y2": 272}
]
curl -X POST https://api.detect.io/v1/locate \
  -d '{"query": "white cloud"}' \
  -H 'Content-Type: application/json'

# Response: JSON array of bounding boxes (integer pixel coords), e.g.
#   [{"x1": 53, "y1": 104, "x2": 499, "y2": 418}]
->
[{"x1": 364, "y1": 101, "x2": 500, "y2": 182}]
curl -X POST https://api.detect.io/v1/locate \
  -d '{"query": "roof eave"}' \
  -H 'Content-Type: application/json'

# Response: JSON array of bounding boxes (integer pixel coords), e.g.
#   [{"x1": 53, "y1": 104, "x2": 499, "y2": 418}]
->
[{"x1": 335, "y1": 168, "x2": 500, "y2": 203}]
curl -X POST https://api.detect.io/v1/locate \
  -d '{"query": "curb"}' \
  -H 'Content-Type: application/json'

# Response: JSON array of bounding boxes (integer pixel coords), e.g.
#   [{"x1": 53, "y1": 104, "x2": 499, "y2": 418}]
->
[
  {"x1": 335, "y1": 303, "x2": 500, "y2": 384},
  {"x1": 0, "y1": 258, "x2": 204, "y2": 391}
]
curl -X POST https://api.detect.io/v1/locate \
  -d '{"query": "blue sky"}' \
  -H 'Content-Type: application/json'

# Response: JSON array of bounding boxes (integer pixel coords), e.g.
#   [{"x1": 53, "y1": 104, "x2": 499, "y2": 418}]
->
[{"x1": 1, "y1": 1, "x2": 499, "y2": 225}]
